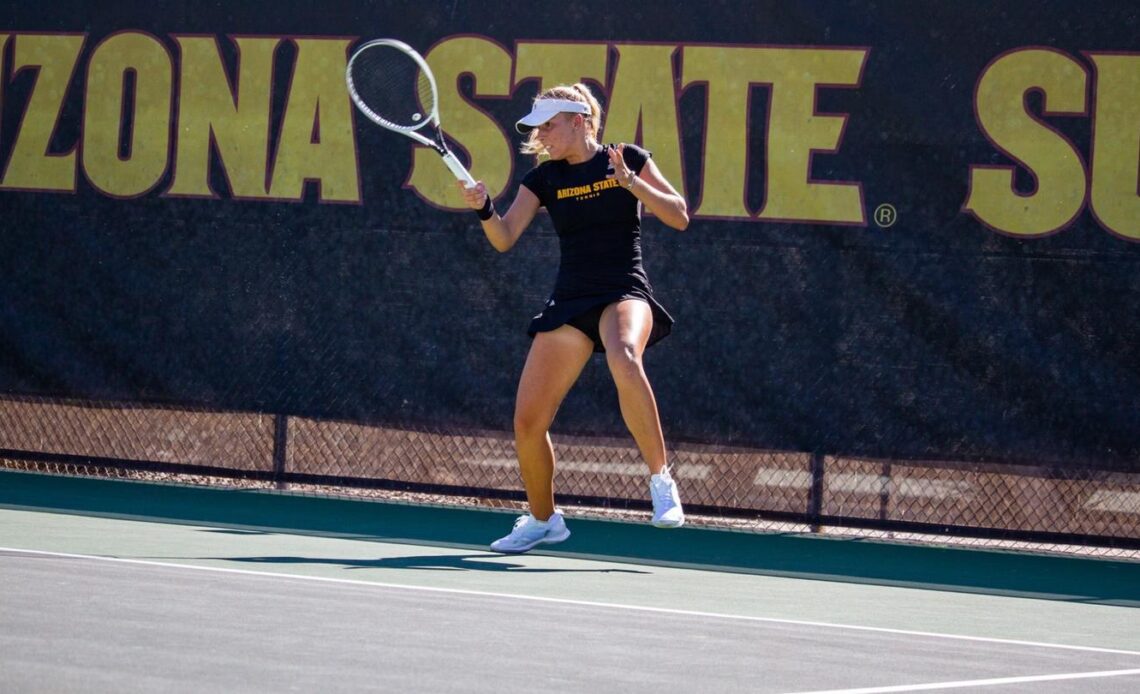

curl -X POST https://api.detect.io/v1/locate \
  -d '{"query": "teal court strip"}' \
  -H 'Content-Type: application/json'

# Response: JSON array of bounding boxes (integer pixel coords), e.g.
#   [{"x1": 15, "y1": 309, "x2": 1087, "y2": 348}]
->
[{"x1": 1, "y1": 469, "x2": 1138, "y2": 693}]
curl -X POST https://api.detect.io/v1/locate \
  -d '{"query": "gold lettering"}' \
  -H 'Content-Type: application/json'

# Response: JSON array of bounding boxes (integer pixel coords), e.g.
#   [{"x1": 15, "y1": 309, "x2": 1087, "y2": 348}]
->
[
  {"x1": 758, "y1": 48, "x2": 866, "y2": 224},
  {"x1": 83, "y1": 32, "x2": 172, "y2": 198},
  {"x1": 514, "y1": 42, "x2": 608, "y2": 94},
  {"x1": 683, "y1": 46, "x2": 866, "y2": 223},
  {"x1": 0, "y1": 34, "x2": 84, "y2": 192},
  {"x1": 1087, "y1": 53, "x2": 1140, "y2": 241},
  {"x1": 408, "y1": 37, "x2": 514, "y2": 208},
  {"x1": 964, "y1": 49, "x2": 1087, "y2": 236},
  {"x1": 556, "y1": 184, "x2": 596, "y2": 199},
  {"x1": 268, "y1": 38, "x2": 359, "y2": 202},
  {"x1": 681, "y1": 46, "x2": 749, "y2": 218},
  {"x1": 604, "y1": 45, "x2": 685, "y2": 193},
  {"x1": 169, "y1": 36, "x2": 279, "y2": 199}
]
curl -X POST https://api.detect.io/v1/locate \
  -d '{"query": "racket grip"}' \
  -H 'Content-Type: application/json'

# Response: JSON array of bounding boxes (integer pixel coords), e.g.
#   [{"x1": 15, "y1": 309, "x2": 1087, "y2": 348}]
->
[{"x1": 441, "y1": 151, "x2": 477, "y2": 188}]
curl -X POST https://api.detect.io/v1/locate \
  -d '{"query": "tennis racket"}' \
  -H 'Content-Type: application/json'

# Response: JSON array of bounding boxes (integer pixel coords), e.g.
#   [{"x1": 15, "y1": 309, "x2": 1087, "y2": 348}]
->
[{"x1": 346, "y1": 38, "x2": 476, "y2": 188}]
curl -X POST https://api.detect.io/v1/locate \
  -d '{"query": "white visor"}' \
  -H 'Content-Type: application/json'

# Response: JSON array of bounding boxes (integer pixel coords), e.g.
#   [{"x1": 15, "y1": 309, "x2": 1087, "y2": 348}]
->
[{"x1": 515, "y1": 99, "x2": 591, "y2": 133}]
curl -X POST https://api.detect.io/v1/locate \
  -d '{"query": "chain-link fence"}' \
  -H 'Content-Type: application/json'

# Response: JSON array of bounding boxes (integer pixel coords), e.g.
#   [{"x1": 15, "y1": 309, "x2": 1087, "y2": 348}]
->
[
  {"x1": 3, "y1": 395, "x2": 1136, "y2": 560},
  {"x1": 2, "y1": 1, "x2": 1139, "y2": 566}
]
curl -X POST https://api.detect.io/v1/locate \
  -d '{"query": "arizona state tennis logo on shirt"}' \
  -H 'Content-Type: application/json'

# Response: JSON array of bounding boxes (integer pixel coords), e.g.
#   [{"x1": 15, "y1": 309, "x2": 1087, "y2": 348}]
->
[{"x1": 556, "y1": 178, "x2": 621, "y2": 201}]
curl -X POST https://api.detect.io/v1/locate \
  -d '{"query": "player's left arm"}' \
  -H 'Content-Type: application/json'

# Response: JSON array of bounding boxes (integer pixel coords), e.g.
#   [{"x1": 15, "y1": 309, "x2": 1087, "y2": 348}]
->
[{"x1": 610, "y1": 146, "x2": 689, "y2": 231}]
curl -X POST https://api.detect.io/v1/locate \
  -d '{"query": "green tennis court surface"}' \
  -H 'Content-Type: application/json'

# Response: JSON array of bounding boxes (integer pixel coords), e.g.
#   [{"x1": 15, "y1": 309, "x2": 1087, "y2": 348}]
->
[{"x1": 2, "y1": 470, "x2": 1138, "y2": 693}]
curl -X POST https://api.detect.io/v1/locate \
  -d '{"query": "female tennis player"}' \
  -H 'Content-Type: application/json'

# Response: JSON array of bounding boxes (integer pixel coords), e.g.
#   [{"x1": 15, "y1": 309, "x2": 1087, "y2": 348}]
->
[{"x1": 458, "y1": 83, "x2": 690, "y2": 553}]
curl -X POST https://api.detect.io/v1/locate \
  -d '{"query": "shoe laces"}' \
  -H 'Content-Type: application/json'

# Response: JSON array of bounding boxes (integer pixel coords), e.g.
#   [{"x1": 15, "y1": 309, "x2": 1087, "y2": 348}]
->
[
  {"x1": 508, "y1": 514, "x2": 544, "y2": 538},
  {"x1": 652, "y1": 476, "x2": 675, "y2": 504}
]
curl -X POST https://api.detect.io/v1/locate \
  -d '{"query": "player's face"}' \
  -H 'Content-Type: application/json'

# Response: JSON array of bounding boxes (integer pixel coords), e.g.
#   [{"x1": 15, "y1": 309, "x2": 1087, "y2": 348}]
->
[{"x1": 535, "y1": 114, "x2": 581, "y2": 161}]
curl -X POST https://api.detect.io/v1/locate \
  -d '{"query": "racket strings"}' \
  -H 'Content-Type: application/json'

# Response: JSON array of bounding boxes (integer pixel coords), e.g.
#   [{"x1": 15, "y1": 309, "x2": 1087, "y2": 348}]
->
[{"x1": 349, "y1": 45, "x2": 435, "y2": 130}]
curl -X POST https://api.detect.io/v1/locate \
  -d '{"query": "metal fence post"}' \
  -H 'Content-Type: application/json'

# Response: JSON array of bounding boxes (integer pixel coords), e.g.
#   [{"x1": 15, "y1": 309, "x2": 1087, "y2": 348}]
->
[
  {"x1": 809, "y1": 450, "x2": 824, "y2": 532},
  {"x1": 272, "y1": 414, "x2": 289, "y2": 490}
]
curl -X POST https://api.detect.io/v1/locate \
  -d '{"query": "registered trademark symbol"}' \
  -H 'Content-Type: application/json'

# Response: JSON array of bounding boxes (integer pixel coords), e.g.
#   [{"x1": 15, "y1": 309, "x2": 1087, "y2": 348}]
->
[{"x1": 874, "y1": 203, "x2": 897, "y2": 228}]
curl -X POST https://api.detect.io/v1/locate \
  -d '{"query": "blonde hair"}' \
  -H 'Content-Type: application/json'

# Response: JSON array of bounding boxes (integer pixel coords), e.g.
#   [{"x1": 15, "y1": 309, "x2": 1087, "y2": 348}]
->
[{"x1": 520, "y1": 83, "x2": 603, "y2": 160}]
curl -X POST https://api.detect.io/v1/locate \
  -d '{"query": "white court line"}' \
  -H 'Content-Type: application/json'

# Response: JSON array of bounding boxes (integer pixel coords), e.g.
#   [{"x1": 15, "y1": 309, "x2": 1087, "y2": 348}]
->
[
  {"x1": 4, "y1": 546, "x2": 1140, "y2": 659},
  {"x1": 784, "y1": 667, "x2": 1140, "y2": 693}
]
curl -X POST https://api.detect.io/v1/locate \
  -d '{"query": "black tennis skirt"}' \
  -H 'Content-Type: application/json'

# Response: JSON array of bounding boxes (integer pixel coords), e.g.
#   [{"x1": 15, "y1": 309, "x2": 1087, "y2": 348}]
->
[{"x1": 526, "y1": 291, "x2": 674, "y2": 353}]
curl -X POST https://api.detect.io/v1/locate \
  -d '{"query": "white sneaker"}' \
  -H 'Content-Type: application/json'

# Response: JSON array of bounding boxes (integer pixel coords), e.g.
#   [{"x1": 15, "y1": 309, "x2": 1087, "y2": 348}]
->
[
  {"x1": 490, "y1": 511, "x2": 571, "y2": 553},
  {"x1": 650, "y1": 468, "x2": 685, "y2": 528}
]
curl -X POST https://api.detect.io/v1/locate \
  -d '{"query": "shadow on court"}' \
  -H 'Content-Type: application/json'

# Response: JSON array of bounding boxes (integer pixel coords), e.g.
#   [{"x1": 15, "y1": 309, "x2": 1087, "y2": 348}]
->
[
  {"x1": 214, "y1": 553, "x2": 652, "y2": 573},
  {"x1": 3, "y1": 470, "x2": 1138, "y2": 605}
]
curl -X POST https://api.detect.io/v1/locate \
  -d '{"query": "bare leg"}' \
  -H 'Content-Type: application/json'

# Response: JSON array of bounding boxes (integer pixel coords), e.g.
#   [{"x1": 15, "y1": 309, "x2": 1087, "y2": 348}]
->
[
  {"x1": 513, "y1": 326, "x2": 594, "y2": 520},
  {"x1": 599, "y1": 300, "x2": 667, "y2": 474}
]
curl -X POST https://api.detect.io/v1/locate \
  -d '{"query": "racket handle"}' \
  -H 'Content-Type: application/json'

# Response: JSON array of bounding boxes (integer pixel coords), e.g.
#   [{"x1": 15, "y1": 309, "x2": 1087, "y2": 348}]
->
[{"x1": 441, "y1": 151, "x2": 477, "y2": 188}]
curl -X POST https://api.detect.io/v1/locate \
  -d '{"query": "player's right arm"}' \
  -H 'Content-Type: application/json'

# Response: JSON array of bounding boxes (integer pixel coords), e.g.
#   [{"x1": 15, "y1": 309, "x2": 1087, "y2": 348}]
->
[{"x1": 459, "y1": 182, "x2": 540, "y2": 253}]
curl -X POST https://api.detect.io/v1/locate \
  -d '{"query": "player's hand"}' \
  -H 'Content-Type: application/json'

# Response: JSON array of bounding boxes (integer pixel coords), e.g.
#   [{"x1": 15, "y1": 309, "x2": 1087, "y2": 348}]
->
[
  {"x1": 457, "y1": 180, "x2": 489, "y2": 210},
  {"x1": 608, "y1": 144, "x2": 636, "y2": 189}
]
